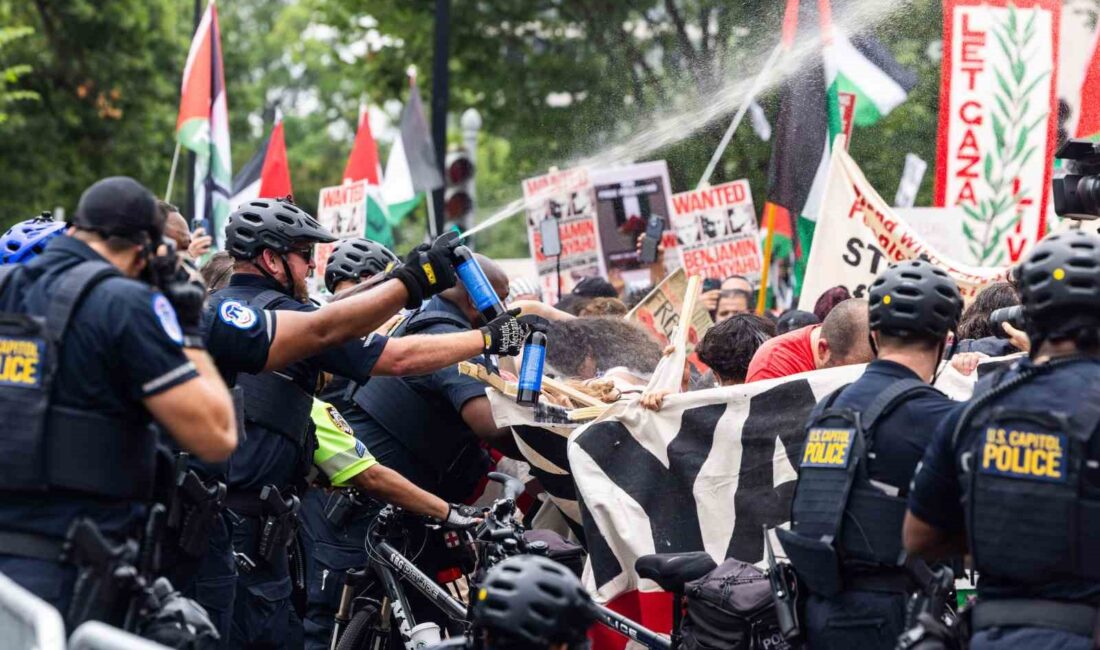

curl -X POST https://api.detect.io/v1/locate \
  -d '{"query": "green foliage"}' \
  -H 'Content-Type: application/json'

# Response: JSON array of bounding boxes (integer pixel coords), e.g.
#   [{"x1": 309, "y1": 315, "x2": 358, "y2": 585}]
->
[
  {"x1": 0, "y1": 0, "x2": 949, "y2": 264},
  {"x1": 0, "y1": 25, "x2": 38, "y2": 126}
]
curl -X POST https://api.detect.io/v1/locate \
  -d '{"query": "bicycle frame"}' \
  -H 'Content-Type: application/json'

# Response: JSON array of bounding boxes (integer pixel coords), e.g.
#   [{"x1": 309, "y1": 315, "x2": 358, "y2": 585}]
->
[
  {"x1": 372, "y1": 539, "x2": 468, "y2": 624},
  {"x1": 594, "y1": 603, "x2": 671, "y2": 650}
]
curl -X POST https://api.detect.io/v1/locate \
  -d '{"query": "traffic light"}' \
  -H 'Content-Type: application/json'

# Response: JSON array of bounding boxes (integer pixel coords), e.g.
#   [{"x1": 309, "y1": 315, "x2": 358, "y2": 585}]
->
[{"x1": 444, "y1": 149, "x2": 475, "y2": 233}]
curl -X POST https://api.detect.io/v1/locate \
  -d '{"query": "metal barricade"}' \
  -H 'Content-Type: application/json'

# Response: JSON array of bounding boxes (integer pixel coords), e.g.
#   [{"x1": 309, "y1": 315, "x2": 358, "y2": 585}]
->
[
  {"x1": 68, "y1": 622, "x2": 169, "y2": 650},
  {"x1": 0, "y1": 571, "x2": 65, "y2": 650}
]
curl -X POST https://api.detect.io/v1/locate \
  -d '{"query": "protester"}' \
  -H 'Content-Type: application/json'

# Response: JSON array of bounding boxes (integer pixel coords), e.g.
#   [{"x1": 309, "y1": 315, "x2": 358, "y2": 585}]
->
[
  {"x1": 199, "y1": 250, "x2": 233, "y2": 292},
  {"x1": 571, "y1": 275, "x2": 618, "y2": 299},
  {"x1": 553, "y1": 293, "x2": 591, "y2": 316},
  {"x1": 160, "y1": 200, "x2": 213, "y2": 260},
  {"x1": 507, "y1": 276, "x2": 541, "y2": 303},
  {"x1": 905, "y1": 231, "x2": 1100, "y2": 650},
  {"x1": 813, "y1": 285, "x2": 851, "y2": 321},
  {"x1": 695, "y1": 313, "x2": 775, "y2": 386},
  {"x1": 714, "y1": 288, "x2": 753, "y2": 323},
  {"x1": 954, "y1": 281, "x2": 1021, "y2": 356},
  {"x1": 745, "y1": 298, "x2": 873, "y2": 382},
  {"x1": 775, "y1": 308, "x2": 820, "y2": 335},
  {"x1": 544, "y1": 317, "x2": 662, "y2": 385},
  {"x1": 778, "y1": 260, "x2": 963, "y2": 650},
  {"x1": 577, "y1": 296, "x2": 628, "y2": 317},
  {"x1": 721, "y1": 274, "x2": 754, "y2": 293}
]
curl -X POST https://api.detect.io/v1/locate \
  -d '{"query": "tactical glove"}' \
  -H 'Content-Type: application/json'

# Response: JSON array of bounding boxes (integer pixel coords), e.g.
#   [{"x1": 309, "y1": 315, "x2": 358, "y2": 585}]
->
[
  {"x1": 387, "y1": 233, "x2": 459, "y2": 309},
  {"x1": 480, "y1": 308, "x2": 527, "y2": 356},
  {"x1": 443, "y1": 503, "x2": 482, "y2": 530}
]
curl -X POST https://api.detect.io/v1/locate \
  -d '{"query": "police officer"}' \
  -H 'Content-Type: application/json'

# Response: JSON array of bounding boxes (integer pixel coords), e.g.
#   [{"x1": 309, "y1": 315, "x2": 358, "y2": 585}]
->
[
  {"x1": 431, "y1": 555, "x2": 595, "y2": 650},
  {"x1": 0, "y1": 177, "x2": 237, "y2": 623},
  {"x1": 301, "y1": 252, "x2": 521, "y2": 649},
  {"x1": 776, "y1": 259, "x2": 963, "y2": 649},
  {"x1": 905, "y1": 230, "x2": 1100, "y2": 650},
  {"x1": 200, "y1": 198, "x2": 528, "y2": 648}
]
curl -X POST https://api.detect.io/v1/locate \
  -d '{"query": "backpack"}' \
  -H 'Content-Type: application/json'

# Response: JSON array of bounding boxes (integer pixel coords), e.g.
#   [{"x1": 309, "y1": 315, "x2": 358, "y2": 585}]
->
[{"x1": 681, "y1": 558, "x2": 801, "y2": 650}]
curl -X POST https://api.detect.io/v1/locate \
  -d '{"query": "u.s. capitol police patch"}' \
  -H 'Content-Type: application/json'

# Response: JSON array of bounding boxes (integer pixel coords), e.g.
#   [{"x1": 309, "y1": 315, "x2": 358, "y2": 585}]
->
[
  {"x1": 152, "y1": 294, "x2": 183, "y2": 345},
  {"x1": 218, "y1": 300, "x2": 258, "y2": 330}
]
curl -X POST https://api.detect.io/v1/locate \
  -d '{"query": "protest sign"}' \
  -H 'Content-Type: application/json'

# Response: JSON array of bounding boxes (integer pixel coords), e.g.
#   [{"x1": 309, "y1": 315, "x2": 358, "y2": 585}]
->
[
  {"x1": 934, "y1": 0, "x2": 1060, "y2": 266},
  {"x1": 314, "y1": 179, "x2": 368, "y2": 283},
  {"x1": 523, "y1": 167, "x2": 605, "y2": 304},
  {"x1": 799, "y1": 144, "x2": 1010, "y2": 311},
  {"x1": 670, "y1": 180, "x2": 762, "y2": 285},
  {"x1": 590, "y1": 162, "x2": 678, "y2": 290},
  {"x1": 626, "y1": 268, "x2": 713, "y2": 373}
]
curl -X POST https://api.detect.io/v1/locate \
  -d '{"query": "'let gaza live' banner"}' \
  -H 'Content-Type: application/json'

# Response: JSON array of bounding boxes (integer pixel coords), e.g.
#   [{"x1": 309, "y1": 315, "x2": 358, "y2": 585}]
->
[
  {"x1": 934, "y1": 0, "x2": 1059, "y2": 266},
  {"x1": 800, "y1": 144, "x2": 1010, "y2": 311},
  {"x1": 670, "y1": 180, "x2": 763, "y2": 285}
]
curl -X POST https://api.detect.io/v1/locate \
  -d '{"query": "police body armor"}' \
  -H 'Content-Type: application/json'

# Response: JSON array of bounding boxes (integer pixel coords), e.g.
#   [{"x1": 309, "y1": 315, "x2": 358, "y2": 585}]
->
[
  {"x1": 351, "y1": 308, "x2": 491, "y2": 503},
  {"x1": 777, "y1": 379, "x2": 939, "y2": 597},
  {"x1": 956, "y1": 359, "x2": 1100, "y2": 586},
  {"x1": 0, "y1": 261, "x2": 157, "y2": 500},
  {"x1": 231, "y1": 289, "x2": 317, "y2": 477}
]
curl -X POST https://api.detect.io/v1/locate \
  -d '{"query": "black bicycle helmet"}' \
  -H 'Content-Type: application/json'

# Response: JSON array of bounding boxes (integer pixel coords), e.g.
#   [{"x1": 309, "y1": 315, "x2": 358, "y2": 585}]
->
[
  {"x1": 323, "y1": 237, "x2": 399, "y2": 293},
  {"x1": 224, "y1": 198, "x2": 336, "y2": 261},
  {"x1": 1016, "y1": 230, "x2": 1100, "y2": 339},
  {"x1": 868, "y1": 259, "x2": 963, "y2": 339},
  {"x1": 473, "y1": 555, "x2": 595, "y2": 647},
  {"x1": 72, "y1": 176, "x2": 161, "y2": 245}
]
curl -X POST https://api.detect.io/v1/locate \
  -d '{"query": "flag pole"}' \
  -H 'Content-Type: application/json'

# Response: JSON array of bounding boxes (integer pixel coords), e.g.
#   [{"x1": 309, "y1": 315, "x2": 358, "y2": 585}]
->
[
  {"x1": 165, "y1": 139, "x2": 182, "y2": 202},
  {"x1": 756, "y1": 202, "x2": 778, "y2": 315},
  {"x1": 698, "y1": 41, "x2": 783, "y2": 188}
]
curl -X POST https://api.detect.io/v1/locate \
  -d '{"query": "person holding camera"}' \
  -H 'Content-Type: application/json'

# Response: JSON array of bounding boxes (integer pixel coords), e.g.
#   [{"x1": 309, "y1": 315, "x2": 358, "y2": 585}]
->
[
  {"x1": 0, "y1": 177, "x2": 237, "y2": 625},
  {"x1": 905, "y1": 230, "x2": 1100, "y2": 650},
  {"x1": 776, "y1": 260, "x2": 963, "y2": 649}
]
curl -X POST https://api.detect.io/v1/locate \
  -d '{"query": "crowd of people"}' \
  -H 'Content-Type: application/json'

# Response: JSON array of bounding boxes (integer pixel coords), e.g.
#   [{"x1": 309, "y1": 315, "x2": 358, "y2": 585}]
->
[{"x1": 0, "y1": 173, "x2": 1095, "y2": 650}]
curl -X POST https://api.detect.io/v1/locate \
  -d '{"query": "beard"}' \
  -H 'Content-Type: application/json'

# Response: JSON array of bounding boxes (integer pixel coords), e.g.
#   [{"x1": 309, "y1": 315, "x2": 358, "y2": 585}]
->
[{"x1": 293, "y1": 273, "x2": 310, "y2": 301}]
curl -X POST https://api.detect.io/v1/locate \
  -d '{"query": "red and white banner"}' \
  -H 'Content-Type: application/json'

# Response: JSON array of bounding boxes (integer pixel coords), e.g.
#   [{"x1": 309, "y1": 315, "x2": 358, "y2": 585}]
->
[
  {"x1": 522, "y1": 167, "x2": 606, "y2": 304},
  {"x1": 670, "y1": 180, "x2": 762, "y2": 285},
  {"x1": 934, "y1": 0, "x2": 1059, "y2": 266}
]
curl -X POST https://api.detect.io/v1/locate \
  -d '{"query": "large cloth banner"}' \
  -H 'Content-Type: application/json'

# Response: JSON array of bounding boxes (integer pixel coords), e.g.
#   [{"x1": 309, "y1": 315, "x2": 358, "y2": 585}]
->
[
  {"x1": 565, "y1": 359, "x2": 991, "y2": 606},
  {"x1": 314, "y1": 180, "x2": 369, "y2": 285},
  {"x1": 670, "y1": 180, "x2": 763, "y2": 285},
  {"x1": 799, "y1": 145, "x2": 1010, "y2": 311},
  {"x1": 523, "y1": 167, "x2": 606, "y2": 304},
  {"x1": 934, "y1": 0, "x2": 1060, "y2": 266}
]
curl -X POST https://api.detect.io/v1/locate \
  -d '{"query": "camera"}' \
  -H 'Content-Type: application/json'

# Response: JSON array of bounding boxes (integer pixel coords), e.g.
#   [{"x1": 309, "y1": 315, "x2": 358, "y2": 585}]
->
[
  {"x1": 1052, "y1": 138, "x2": 1100, "y2": 220},
  {"x1": 990, "y1": 305, "x2": 1025, "y2": 330}
]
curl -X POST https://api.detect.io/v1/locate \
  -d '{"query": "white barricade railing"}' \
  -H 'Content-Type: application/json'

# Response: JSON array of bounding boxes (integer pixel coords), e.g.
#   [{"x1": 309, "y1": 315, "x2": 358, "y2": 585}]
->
[
  {"x1": 0, "y1": 571, "x2": 66, "y2": 650},
  {"x1": 68, "y1": 622, "x2": 169, "y2": 650}
]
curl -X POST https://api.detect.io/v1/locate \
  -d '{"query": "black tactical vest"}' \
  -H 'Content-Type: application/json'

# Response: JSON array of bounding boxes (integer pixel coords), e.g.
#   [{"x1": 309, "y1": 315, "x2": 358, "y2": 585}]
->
[
  {"x1": 955, "y1": 359, "x2": 1100, "y2": 585},
  {"x1": 778, "y1": 378, "x2": 940, "y2": 596},
  {"x1": 0, "y1": 261, "x2": 157, "y2": 500}
]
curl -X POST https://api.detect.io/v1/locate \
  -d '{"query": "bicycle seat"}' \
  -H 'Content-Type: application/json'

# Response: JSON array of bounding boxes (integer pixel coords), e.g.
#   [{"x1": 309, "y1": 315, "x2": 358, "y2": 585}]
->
[{"x1": 635, "y1": 552, "x2": 717, "y2": 592}]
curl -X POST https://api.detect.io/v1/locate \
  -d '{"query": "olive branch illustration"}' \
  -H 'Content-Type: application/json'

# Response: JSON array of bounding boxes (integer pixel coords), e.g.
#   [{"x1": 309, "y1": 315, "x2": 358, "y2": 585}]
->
[{"x1": 960, "y1": 3, "x2": 1049, "y2": 266}]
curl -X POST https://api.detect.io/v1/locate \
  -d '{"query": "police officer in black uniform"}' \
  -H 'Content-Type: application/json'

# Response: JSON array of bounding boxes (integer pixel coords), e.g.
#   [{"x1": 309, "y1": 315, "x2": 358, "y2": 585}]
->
[
  {"x1": 200, "y1": 198, "x2": 528, "y2": 648},
  {"x1": 905, "y1": 230, "x2": 1100, "y2": 650},
  {"x1": 0, "y1": 177, "x2": 237, "y2": 624},
  {"x1": 776, "y1": 259, "x2": 963, "y2": 649}
]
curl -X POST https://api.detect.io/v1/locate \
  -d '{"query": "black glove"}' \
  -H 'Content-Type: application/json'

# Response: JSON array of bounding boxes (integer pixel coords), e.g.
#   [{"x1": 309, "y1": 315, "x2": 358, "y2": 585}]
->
[
  {"x1": 480, "y1": 308, "x2": 527, "y2": 356},
  {"x1": 164, "y1": 266, "x2": 207, "y2": 347},
  {"x1": 443, "y1": 503, "x2": 481, "y2": 530},
  {"x1": 387, "y1": 233, "x2": 459, "y2": 309}
]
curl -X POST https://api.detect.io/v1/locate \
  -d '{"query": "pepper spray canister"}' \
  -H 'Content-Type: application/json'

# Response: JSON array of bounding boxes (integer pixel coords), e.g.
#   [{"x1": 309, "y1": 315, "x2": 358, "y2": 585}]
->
[
  {"x1": 517, "y1": 328, "x2": 548, "y2": 406},
  {"x1": 453, "y1": 245, "x2": 506, "y2": 322}
]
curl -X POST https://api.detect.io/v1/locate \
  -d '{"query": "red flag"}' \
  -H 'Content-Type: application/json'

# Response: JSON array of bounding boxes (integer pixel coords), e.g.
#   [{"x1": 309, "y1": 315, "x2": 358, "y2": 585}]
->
[
  {"x1": 343, "y1": 111, "x2": 383, "y2": 184},
  {"x1": 258, "y1": 120, "x2": 292, "y2": 198}
]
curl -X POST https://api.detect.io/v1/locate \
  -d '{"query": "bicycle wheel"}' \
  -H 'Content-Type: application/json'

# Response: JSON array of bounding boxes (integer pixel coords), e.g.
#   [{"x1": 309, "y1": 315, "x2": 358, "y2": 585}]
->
[{"x1": 336, "y1": 605, "x2": 383, "y2": 650}]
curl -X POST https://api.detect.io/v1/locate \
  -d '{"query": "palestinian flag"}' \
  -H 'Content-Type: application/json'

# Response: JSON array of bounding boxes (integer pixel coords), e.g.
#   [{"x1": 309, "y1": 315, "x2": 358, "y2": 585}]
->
[
  {"x1": 343, "y1": 109, "x2": 393, "y2": 248},
  {"x1": 765, "y1": 0, "x2": 915, "y2": 293},
  {"x1": 228, "y1": 118, "x2": 293, "y2": 209},
  {"x1": 382, "y1": 80, "x2": 443, "y2": 230},
  {"x1": 176, "y1": 0, "x2": 231, "y2": 247}
]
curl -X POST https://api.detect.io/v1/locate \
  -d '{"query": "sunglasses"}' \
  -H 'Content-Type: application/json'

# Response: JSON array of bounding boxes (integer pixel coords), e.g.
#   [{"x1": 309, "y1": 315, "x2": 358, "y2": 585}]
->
[{"x1": 288, "y1": 246, "x2": 313, "y2": 263}]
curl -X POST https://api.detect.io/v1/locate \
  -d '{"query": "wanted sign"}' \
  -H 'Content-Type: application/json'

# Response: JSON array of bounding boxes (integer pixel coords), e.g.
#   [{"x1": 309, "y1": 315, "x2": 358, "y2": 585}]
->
[
  {"x1": 314, "y1": 180, "x2": 369, "y2": 284},
  {"x1": 670, "y1": 180, "x2": 762, "y2": 285},
  {"x1": 799, "y1": 144, "x2": 1010, "y2": 311},
  {"x1": 523, "y1": 167, "x2": 606, "y2": 304}
]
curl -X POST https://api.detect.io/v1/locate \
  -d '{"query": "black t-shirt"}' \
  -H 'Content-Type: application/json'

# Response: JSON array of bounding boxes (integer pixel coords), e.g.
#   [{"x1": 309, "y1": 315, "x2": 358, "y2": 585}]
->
[{"x1": 0, "y1": 237, "x2": 197, "y2": 538}]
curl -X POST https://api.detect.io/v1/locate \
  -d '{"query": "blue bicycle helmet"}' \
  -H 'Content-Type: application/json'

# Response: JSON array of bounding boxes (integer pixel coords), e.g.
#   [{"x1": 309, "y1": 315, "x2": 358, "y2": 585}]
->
[{"x1": 1, "y1": 213, "x2": 67, "y2": 264}]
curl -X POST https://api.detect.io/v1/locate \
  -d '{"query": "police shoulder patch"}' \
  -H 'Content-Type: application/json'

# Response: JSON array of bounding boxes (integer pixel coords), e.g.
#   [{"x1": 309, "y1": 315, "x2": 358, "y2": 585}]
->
[
  {"x1": 218, "y1": 300, "x2": 259, "y2": 330},
  {"x1": 325, "y1": 404, "x2": 354, "y2": 436},
  {"x1": 151, "y1": 294, "x2": 183, "y2": 345},
  {"x1": 801, "y1": 428, "x2": 855, "y2": 469}
]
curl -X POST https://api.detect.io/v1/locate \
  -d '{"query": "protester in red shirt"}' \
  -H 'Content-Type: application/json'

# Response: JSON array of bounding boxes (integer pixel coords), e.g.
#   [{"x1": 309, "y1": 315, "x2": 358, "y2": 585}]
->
[{"x1": 745, "y1": 298, "x2": 872, "y2": 382}]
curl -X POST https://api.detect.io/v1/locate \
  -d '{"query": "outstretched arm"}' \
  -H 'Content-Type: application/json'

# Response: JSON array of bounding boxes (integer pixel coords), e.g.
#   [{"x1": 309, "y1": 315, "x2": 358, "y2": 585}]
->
[{"x1": 352, "y1": 464, "x2": 449, "y2": 520}]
